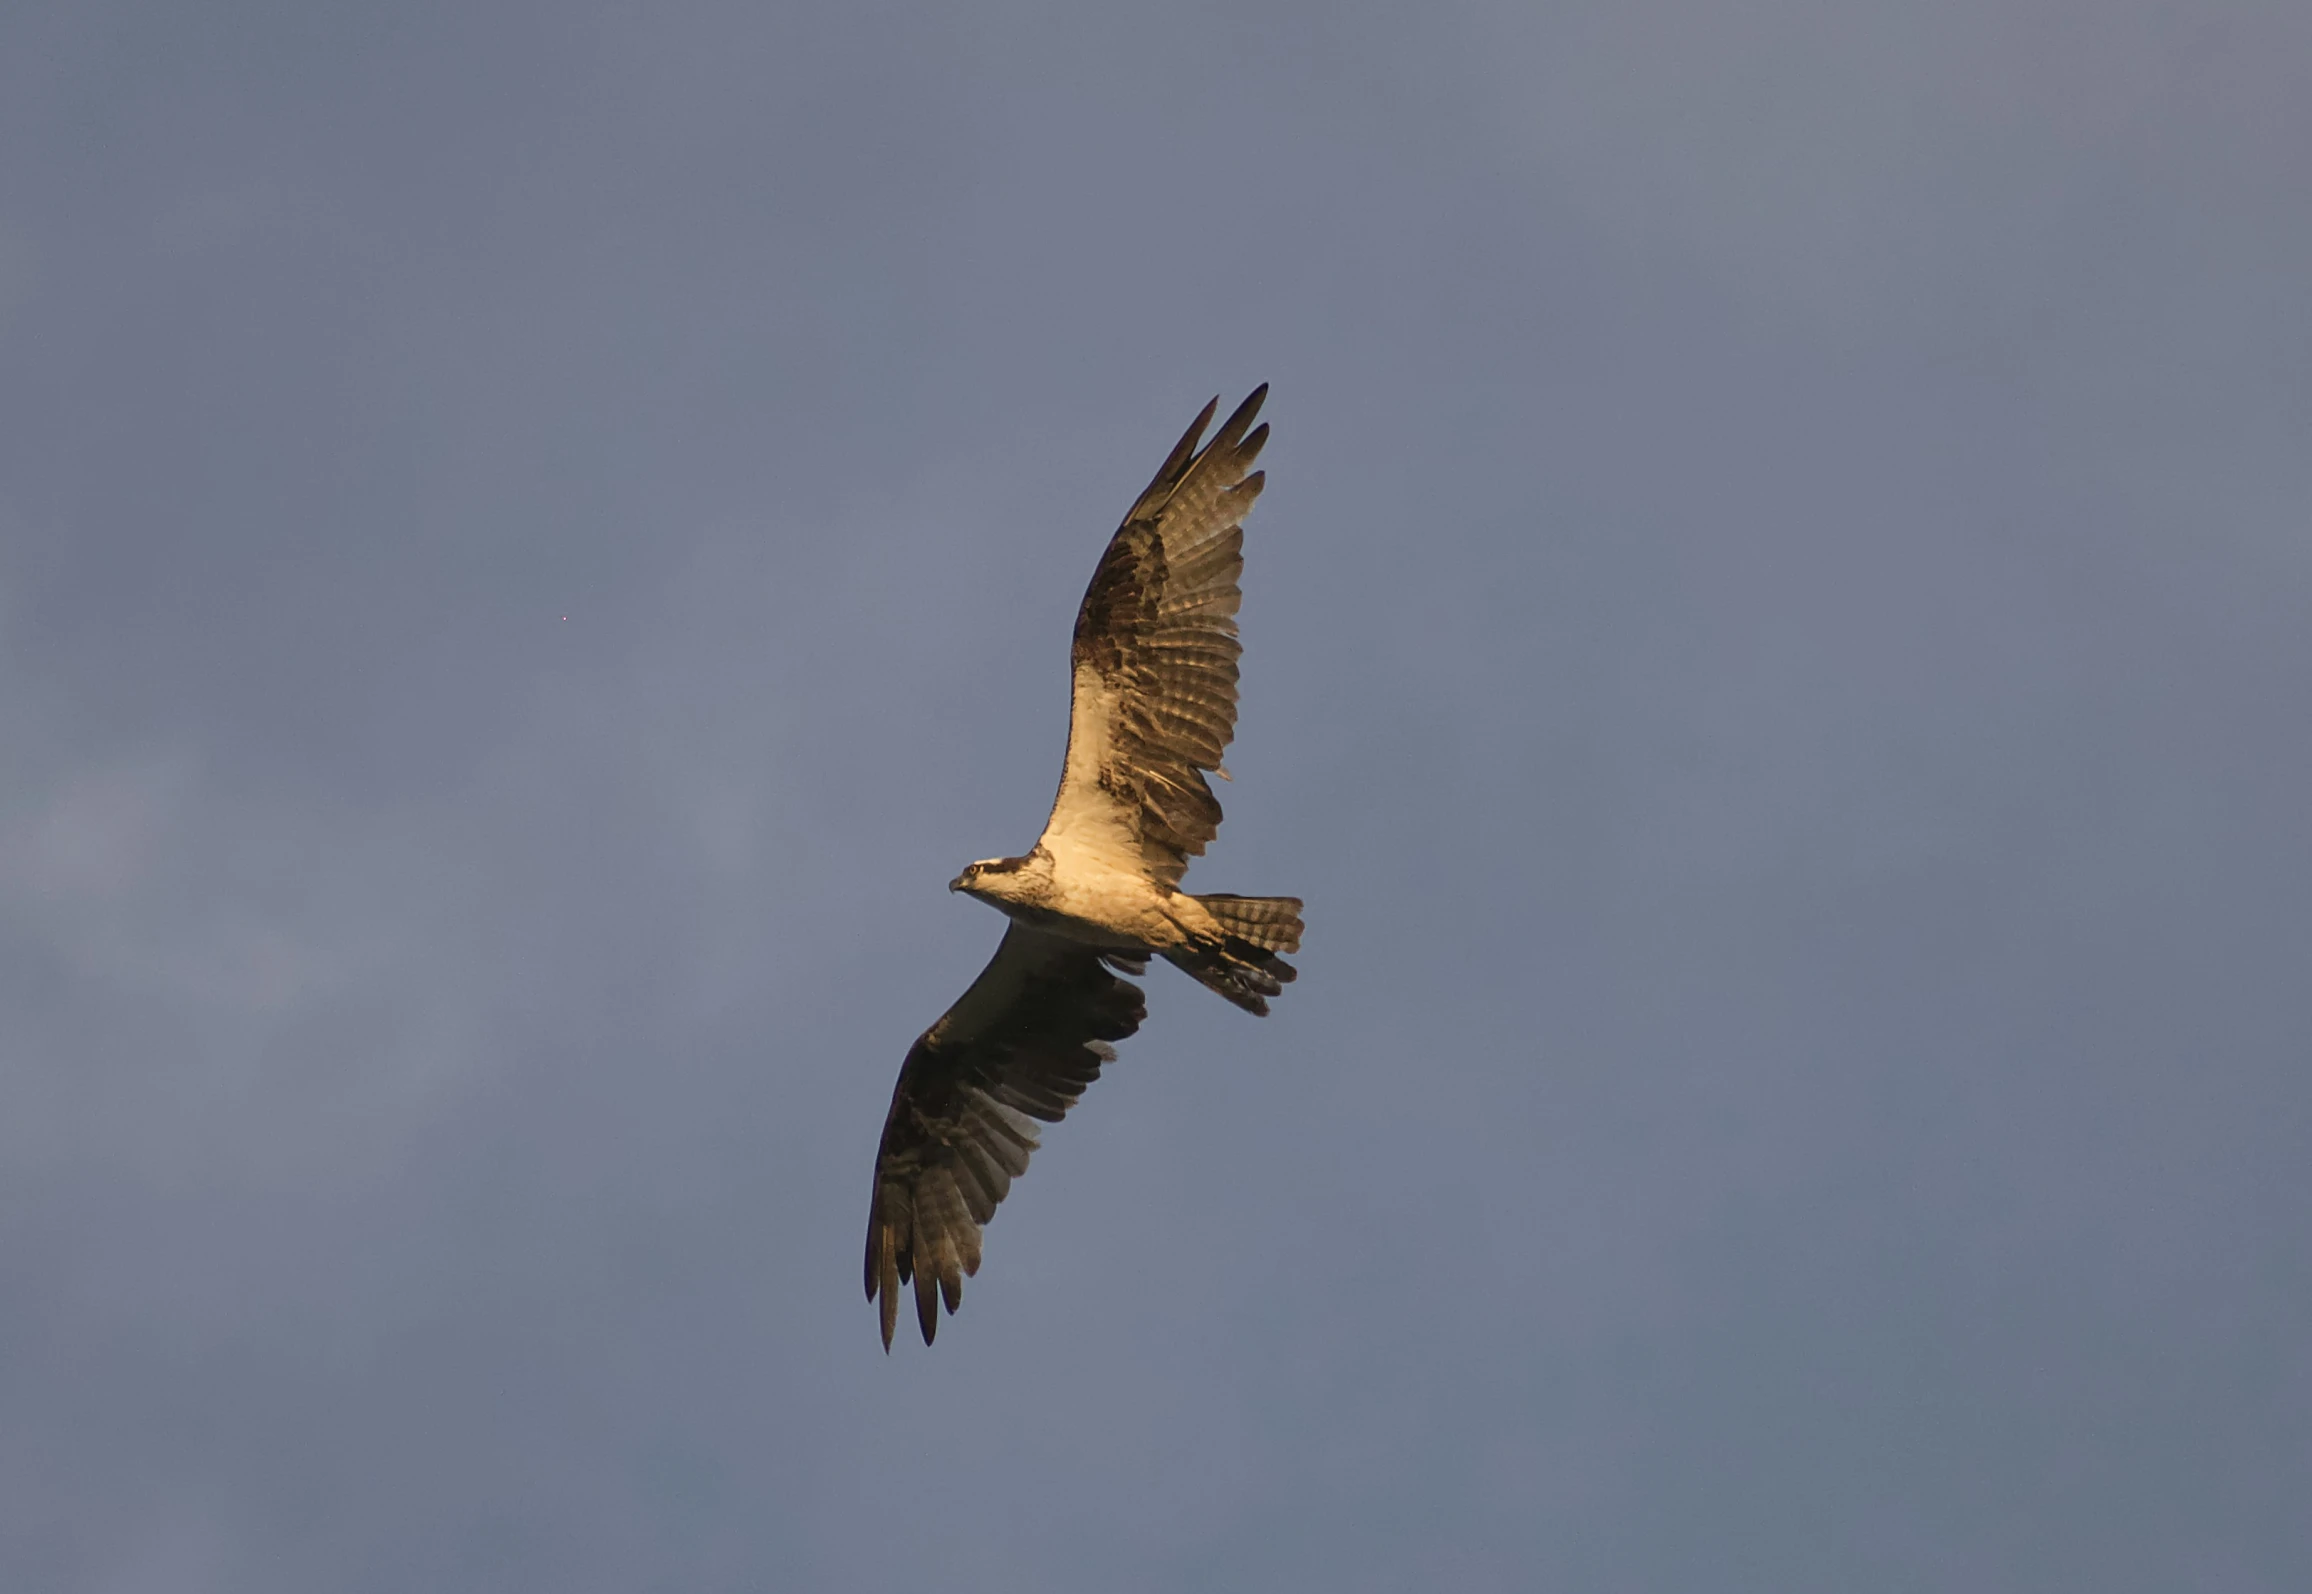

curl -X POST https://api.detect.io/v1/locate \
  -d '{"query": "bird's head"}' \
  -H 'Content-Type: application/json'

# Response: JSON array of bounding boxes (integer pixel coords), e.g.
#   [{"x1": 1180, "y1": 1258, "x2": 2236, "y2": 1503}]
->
[{"x1": 950, "y1": 854, "x2": 1037, "y2": 903}]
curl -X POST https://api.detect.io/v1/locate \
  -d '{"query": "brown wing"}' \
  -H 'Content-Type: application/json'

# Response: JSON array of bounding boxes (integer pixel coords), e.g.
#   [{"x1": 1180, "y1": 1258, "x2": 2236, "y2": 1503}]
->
[
  {"x1": 1037, "y1": 386, "x2": 1269, "y2": 889},
  {"x1": 865, "y1": 925, "x2": 1147, "y2": 1348}
]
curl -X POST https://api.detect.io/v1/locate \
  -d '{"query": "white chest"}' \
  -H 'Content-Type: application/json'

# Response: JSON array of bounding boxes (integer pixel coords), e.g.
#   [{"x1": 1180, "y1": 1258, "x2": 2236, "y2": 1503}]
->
[{"x1": 999, "y1": 859, "x2": 1176, "y2": 948}]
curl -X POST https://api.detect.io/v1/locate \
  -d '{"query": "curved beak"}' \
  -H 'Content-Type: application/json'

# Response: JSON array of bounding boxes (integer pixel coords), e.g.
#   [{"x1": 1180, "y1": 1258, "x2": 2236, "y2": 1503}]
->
[{"x1": 948, "y1": 874, "x2": 969, "y2": 893}]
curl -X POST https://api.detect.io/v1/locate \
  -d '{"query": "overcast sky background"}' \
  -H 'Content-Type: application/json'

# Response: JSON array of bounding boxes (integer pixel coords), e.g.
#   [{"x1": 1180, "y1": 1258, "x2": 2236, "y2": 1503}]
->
[{"x1": 4, "y1": 2, "x2": 2309, "y2": 1589}]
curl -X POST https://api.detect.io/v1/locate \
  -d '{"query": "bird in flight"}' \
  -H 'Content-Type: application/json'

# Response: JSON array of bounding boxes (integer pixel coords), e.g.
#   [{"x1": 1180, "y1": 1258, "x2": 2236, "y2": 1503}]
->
[{"x1": 865, "y1": 386, "x2": 1303, "y2": 1349}]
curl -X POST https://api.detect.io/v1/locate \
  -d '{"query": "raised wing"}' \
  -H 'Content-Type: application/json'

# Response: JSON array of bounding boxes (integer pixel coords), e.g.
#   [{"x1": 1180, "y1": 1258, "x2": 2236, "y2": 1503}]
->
[
  {"x1": 865, "y1": 926, "x2": 1147, "y2": 1348},
  {"x1": 1039, "y1": 386, "x2": 1269, "y2": 888}
]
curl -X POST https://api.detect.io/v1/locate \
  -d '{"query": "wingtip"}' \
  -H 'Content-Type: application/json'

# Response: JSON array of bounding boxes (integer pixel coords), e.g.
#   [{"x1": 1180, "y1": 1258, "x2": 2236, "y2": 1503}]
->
[
  {"x1": 914, "y1": 1266, "x2": 941, "y2": 1345},
  {"x1": 1212, "y1": 387, "x2": 1268, "y2": 456},
  {"x1": 870, "y1": 1221, "x2": 901, "y2": 1349}
]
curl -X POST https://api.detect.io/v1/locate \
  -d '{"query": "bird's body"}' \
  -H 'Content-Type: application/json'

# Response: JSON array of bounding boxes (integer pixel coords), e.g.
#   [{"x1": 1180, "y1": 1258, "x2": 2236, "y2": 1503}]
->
[
  {"x1": 955, "y1": 848, "x2": 1178, "y2": 948},
  {"x1": 865, "y1": 386, "x2": 1302, "y2": 1348},
  {"x1": 952, "y1": 845, "x2": 1261, "y2": 965}
]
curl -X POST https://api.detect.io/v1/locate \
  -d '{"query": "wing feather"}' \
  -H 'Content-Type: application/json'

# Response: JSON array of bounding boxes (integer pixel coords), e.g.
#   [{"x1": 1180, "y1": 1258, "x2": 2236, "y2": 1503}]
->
[
  {"x1": 864, "y1": 925, "x2": 1146, "y2": 1347},
  {"x1": 1039, "y1": 387, "x2": 1270, "y2": 888}
]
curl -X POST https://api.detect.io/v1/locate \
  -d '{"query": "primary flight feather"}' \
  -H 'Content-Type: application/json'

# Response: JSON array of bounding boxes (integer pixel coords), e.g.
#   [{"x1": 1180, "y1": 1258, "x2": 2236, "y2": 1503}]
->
[{"x1": 865, "y1": 386, "x2": 1303, "y2": 1349}]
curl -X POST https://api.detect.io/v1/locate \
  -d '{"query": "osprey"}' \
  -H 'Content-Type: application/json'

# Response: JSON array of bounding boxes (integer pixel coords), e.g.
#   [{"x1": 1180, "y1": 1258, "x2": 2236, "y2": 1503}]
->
[{"x1": 865, "y1": 386, "x2": 1303, "y2": 1349}]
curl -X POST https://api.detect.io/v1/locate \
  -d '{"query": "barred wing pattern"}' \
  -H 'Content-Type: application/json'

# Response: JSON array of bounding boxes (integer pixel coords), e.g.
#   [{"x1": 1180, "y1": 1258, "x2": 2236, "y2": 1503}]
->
[
  {"x1": 865, "y1": 926, "x2": 1147, "y2": 1348},
  {"x1": 1040, "y1": 387, "x2": 1269, "y2": 888}
]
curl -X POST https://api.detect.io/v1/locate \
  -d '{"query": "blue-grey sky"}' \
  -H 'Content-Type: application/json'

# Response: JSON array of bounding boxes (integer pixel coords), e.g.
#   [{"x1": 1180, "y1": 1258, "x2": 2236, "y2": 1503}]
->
[{"x1": 5, "y1": 2, "x2": 2309, "y2": 1589}]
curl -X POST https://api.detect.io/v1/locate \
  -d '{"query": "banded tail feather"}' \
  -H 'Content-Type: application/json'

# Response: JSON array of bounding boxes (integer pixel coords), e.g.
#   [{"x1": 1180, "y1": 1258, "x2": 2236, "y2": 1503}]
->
[
  {"x1": 1193, "y1": 893, "x2": 1304, "y2": 953},
  {"x1": 1164, "y1": 894, "x2": 1305, "y2": 1015}
]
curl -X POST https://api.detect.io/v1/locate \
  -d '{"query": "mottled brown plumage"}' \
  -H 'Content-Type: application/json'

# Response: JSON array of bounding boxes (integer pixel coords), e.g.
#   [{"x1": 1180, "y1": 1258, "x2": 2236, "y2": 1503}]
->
[
  {"x1": 864, "y1": 928, "x2": 1145, "y2": 1348},
  {"x1": 866, "y1": 388, "x2": 1299, "y2": 1349},
  {"x1": 1051, "y1": 388, "x2": 1267, "y2": 889}
]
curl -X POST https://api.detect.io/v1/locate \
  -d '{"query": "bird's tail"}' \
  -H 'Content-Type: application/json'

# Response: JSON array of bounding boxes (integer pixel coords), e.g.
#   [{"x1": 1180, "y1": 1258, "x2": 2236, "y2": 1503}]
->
[
  {"x1": 1165, "y1": 895, "x2": 1303, "y2": 1016},
  {"x1": 1194, "y1": 894, "x2": 1304, "y2": 953}
]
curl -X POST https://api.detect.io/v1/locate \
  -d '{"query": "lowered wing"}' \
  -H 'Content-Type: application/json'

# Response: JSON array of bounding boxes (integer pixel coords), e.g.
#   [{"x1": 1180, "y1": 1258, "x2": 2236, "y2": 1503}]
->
[
  {"x1": 865, "y1": 925, "x2": 1147, "y2": 1348},
  {"x1": 1037, "y1": 386, "x2": 1269, "y2": 889}
]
